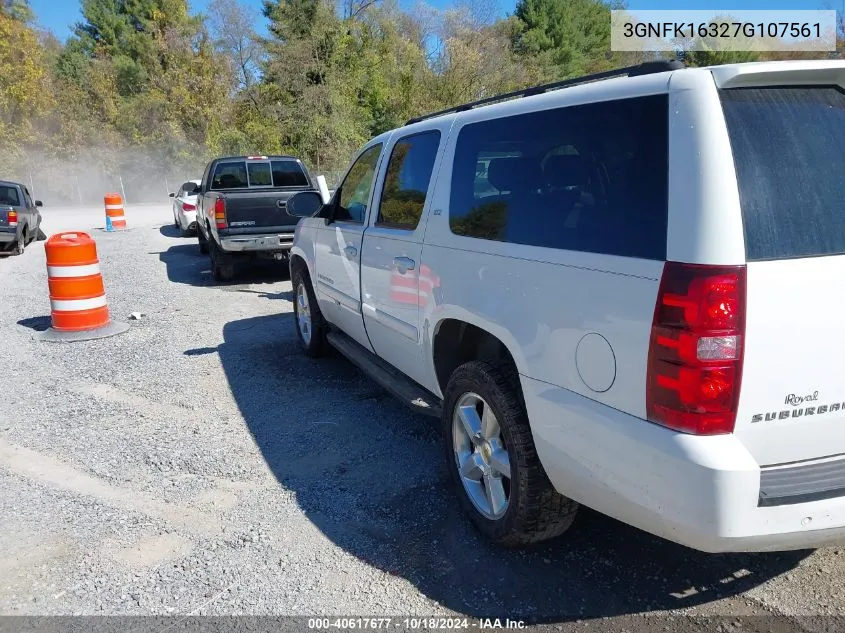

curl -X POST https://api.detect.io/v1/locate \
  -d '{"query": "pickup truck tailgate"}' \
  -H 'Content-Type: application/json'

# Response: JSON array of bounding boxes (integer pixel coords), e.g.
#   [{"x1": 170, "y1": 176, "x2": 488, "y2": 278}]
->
[
  {"x1": 223, "y1": 190, "x2": 305, "y2": 232},
  {"x1": 0, "y1": 207, "x2": 12, "y2": 228}
]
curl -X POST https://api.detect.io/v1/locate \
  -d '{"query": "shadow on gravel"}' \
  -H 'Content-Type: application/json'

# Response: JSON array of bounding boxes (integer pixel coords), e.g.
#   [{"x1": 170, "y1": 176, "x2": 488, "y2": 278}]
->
[
  {"x1": 156, "y1": 243, "x2": 289, "y2": 288},
  {"x1": 209, "y1": 312, "x2": 810, "y2": 624},
  {"x1": 17, "y1": 316, "x2": 51, "y2": 332},
  {"x1": 159, "y1": 224, "x2": 184, "y2": 239}
]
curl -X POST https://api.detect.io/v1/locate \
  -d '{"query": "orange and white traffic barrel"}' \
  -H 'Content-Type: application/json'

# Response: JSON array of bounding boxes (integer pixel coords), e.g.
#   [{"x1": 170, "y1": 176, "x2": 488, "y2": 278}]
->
[
  {"x1": 38, "y1": 232, "x2": 129, "y2": 342},
  {"x1": 104, "y1": 193, "x2": 127, "y2": 231}
]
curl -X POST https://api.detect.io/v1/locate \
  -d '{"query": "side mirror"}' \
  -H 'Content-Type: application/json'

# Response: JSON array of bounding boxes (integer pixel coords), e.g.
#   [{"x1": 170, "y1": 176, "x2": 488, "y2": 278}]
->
[
  {"x1": 169, "y1": 192, "x2": 175, "y2": 198},
  {"x1": 286, "y1": 190, "x2": 324, "y2": 218},
  {"x1": 35, "y1": 200, "x2": 43, "y2": 207}
]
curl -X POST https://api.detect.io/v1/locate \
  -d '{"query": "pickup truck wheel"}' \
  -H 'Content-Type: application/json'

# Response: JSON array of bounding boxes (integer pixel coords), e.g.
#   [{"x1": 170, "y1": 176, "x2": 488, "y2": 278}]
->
[
  {"x1": 292, "y1": 270, "x2": 327, "y2": 357},
  {"x1": 197, "y1": 227, "x2": 209, "y2": 255},
  {"x1": 442, "y1": 360, "x2": 578, "y2": 547},
  {"x1": 11, "y1": 232, "x2": 25, "y2": 256},
  {"x1": 209, "y1": 239, "x2": 235, "y2": 282}
]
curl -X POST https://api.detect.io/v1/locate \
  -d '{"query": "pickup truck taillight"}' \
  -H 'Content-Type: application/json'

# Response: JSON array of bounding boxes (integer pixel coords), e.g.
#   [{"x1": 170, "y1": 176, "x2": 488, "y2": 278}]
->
[
  {"x1": 181, "y1": 202, "x2": 196, "y2": 212},
  {"x1": 645, "y1": 262, "x2": 746, "y2": 436},
  {"x1": 7, "y1": 211, "x2": 17, "y2": 228},
  {"x1": 214, "y1": 198, "x2": 227, "y2": 229}
]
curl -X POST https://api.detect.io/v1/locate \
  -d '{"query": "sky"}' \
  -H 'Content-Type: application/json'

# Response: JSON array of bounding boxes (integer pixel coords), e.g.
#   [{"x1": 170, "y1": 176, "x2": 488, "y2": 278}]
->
[{"x1": 29, "y1": 0, "x2": 839, "y2": 41}]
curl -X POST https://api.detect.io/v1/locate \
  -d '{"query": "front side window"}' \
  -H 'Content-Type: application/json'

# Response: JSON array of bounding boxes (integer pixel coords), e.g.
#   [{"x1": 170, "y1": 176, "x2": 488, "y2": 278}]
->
[
  {"x1": 335, "y1": 144, "x2": 383, "y2": 223},
  {"x1": 448, "y1": 95, "x2": 669, "y2": 260},
  {"x1": 376, "y1": 131, "x2": 441, "y2": 230}
]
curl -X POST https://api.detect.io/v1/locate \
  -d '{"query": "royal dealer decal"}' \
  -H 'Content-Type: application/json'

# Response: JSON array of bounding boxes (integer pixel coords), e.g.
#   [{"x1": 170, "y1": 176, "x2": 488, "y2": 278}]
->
[{"x1": 751, "y1": 391, "x2": 845, "y2": 423}]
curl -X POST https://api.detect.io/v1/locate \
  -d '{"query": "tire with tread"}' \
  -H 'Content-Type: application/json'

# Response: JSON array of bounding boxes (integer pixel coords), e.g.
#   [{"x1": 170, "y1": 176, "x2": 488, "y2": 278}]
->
[
  {"x1": 442, "y1": 359, "x2": 578, "y2": 547},
  {"x1": 197, "y1": 225, "x2": 209, "y2": 254},
  {"x1": 209, "y1": 237, "x2": 234, "y2": 282},
  {"x1": 11, "y1": 231, "x2": 24, "y2": 256},
  {"x1": 292, "y1": 266, "x2": 328, "y2": 357}
]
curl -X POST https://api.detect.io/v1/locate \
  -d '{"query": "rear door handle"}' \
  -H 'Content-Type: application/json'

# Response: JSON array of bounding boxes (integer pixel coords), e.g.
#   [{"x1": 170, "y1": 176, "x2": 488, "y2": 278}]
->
[
  {"x1": 344, "y1": 245, "x2": 358, "y2": 259},
  {"x1": 393, "y1": 257, "x2": 416, "y2": 274}
]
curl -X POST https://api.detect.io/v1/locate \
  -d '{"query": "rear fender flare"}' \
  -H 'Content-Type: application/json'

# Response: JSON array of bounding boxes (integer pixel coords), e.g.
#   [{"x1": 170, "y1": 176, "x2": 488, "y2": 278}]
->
[{"x1": 424, "y1": 308, "x2": 529, "y2": 399}]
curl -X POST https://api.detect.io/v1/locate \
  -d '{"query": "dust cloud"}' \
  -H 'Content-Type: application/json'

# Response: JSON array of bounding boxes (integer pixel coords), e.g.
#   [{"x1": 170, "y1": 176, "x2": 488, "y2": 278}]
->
[{"x1": 8, "y1": 146, "x2": 206, "y2": 206}]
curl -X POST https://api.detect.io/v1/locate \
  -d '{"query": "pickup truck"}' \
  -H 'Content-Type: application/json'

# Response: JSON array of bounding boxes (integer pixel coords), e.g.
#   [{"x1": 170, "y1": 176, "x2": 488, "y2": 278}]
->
[
  {"x1": 195, "y1": 155, "x2": 319, "y2": 282},
  {"x1": 0, "y1": 180, "x2": 43, "y2": 257}
]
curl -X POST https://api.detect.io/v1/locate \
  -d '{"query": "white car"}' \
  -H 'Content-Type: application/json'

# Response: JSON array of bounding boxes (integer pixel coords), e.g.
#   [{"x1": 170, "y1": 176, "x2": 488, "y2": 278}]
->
[
  {"x1": 169, "y1": 179, "x2": 201, "y2": 236},
  {"x1": 287, "y1": 59, "x2": 845, "y2": 553}
]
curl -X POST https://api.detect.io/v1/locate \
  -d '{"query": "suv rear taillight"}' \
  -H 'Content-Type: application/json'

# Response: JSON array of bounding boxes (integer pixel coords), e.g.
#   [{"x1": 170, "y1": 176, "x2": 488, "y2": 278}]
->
[
  {"x1": 7, "y1": 211, "x2": 17, "y2": 228},
  {"x1": 214, "y1": 198, "x2": 227, "y2": 229},
  {"x1": 182, "y1": 202, "x2": 196, "y2": 212},
  {"x1": 646, "y1": 262, "x2": 746, "y2": 436}
]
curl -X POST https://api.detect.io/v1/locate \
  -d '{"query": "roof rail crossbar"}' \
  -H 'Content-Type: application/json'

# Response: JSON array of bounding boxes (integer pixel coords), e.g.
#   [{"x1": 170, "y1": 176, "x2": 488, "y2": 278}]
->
[{"x1": 404, "y1": 60, "x2": 684, "y2": 126}]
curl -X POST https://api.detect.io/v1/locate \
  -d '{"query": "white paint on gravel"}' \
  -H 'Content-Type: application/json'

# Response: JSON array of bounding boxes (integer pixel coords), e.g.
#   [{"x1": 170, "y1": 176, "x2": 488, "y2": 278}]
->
[{"x1": 0, "y1": 204, "x2": 842, "y2": 628}]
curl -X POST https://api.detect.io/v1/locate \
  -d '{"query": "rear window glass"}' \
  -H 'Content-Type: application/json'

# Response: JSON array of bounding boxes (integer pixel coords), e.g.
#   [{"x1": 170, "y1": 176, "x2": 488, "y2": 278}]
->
[
  {"x1": 247, "y1": 162, "x2": 272, "y2": 186},
  {"x1": 0, "y1": 186, "x2": 20, "y2": 206},
  {"x1": 272, "y1": 160, "x2": 309, "y2": 187},
  {"x1": 210, "y1": 160, "x2": 309, "y2": 189},
  {"x1": 720, "y1": 86, "x2": 845, "y2": 261},
  {"x1": 211, "y1": 162, "x2": 248, "y2": 189}
]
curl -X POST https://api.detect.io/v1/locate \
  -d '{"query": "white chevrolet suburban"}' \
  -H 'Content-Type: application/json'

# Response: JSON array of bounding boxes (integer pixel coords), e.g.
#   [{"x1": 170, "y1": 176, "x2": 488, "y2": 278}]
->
[{"x1": 286, "y1": 59, "x2": 845, "y2": 553}]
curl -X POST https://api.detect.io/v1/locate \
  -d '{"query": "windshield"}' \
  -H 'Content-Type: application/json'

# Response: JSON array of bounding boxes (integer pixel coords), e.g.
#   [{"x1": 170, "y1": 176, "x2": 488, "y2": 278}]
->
[{"x1": 720, "y1": 86, "x2": 845, "y2": 261}]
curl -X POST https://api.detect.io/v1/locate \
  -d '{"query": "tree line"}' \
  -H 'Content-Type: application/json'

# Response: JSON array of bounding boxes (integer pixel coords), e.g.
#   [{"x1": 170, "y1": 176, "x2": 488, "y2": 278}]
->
[{"x1": 1, "y1": 0, "x2": 842, "y2": 202}]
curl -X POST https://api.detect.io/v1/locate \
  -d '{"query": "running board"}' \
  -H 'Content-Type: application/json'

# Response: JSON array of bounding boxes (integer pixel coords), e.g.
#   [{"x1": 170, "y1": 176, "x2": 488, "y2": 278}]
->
[{"x1": 327, "y1": 330, "x2": 443, "y2": 418}]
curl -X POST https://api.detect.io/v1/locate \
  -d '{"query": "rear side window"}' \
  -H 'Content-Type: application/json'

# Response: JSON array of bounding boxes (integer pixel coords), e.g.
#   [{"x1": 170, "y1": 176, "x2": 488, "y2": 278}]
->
[
  {"x1": 272, "y1": 160, "x2": 309, "y2": 187},
  {"x1": 0, "y1": 186, "x2": 20, "y2": 206},
  {"x1": 377, "y1": 130, "x2": 441, "y2": 230},
  {"x1": 211, "y1": 162, "x2": 248, "y2": 189},
  {"x1": 449, "y1": 95, "x2": 669, "y2": 260},
  {"x1": 720, "y1": 86, "x2": 845, "y2": 261}
]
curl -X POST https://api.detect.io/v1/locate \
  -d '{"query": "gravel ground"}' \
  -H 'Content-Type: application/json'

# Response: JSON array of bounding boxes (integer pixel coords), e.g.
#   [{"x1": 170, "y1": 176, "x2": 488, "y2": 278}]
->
[{"x1": 0, "y1": 204, "x2": 844, "y2": 631}]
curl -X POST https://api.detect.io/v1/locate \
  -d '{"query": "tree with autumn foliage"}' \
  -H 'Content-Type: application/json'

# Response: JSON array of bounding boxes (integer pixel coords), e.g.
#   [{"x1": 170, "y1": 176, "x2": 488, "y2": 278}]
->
[{"x1": 1, "y1": 0, "x2": 844, "y2": 203}]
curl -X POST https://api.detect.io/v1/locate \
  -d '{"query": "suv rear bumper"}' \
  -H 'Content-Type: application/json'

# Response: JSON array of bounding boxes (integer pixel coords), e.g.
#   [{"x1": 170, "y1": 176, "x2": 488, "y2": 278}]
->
[
  {"x1": 523, "y1": 375, "x2": 845, "y2": 553},
  {"x1": 0, "y1": 229, "x2": 17, "y2": 243},
  {"x1": 220, "y1": 232, "x2": 295, "y2": 253}
]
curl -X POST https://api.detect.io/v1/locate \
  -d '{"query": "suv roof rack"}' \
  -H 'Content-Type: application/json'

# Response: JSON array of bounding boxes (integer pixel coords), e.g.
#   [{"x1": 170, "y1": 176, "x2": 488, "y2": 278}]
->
[{"x1": 404, "y1": 60, "x2": 685, "y2": 126}]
